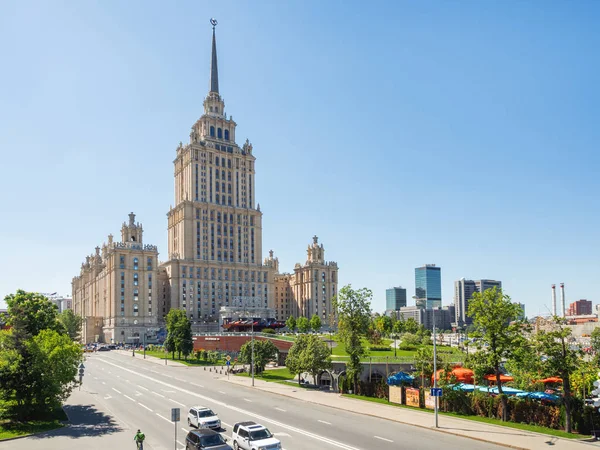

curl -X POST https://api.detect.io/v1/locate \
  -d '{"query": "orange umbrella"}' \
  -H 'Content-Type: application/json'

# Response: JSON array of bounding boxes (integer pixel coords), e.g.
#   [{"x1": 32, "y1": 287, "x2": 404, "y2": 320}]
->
[
  {"x1": 432, "y1": 367, "x2": 474, "y2": 384},
  {"x1": 537, "y1": 377, "x2": 562, "y2": 384},
  {"x1": 484, "y1": 374, "x2": 514, "y2": 382}
]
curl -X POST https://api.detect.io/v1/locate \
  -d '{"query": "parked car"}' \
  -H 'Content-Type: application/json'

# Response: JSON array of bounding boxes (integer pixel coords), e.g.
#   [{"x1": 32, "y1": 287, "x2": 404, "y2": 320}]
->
[
  {"x1": 187, "y1": 406, "x2": 221, "y2": 430},
  {"x1": 231, "y1": 421, "x2": 281, "y2": 450},
  {"x1": 185, "y1": 429, "x2": 230, "y2": 449}
]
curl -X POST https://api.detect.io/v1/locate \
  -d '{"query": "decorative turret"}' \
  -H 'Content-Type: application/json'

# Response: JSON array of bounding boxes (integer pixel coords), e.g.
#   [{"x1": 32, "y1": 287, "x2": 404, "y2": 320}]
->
[{"x1": 121, "y1": 212, "x2": 143, "y2": 244}]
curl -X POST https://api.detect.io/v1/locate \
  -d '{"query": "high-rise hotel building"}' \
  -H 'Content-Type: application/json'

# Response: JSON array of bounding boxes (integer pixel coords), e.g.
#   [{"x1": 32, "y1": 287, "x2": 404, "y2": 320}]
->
[{"x1": 72, "y1": 22, "x2": 338, "y2": 342}]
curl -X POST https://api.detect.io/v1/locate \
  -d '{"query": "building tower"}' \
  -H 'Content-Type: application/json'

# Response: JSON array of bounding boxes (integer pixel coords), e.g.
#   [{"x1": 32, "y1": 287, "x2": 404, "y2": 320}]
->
[
  {"x1": 161, "y1": 20, "x2": 274, "y2": 327},
  {"x1": 560, "y1": 283, "x2": 566, "y2": 318},
  {"x1": 415, "y1": 264, "x2": 442, "y2": 309},
  {"x1": 453, "y1": 278, "x2": 502, "y2": 327},
  {"x1": 551, "y1": 284, "x2": 557, "y2": 317}
]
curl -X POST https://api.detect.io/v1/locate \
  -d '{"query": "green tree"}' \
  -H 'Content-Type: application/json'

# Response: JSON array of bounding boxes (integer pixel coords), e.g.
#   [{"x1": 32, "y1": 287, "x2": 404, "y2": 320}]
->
[
  {"x1": 179, "y1": 316, "x2": 193, "y2": 360},
  {"x1": 310, "y1": 314, "x2": 322, "y2": 333},
  {"x1": 504, "y1": 336, "x2": 542, "y2": 391},
  {"x1": 333, "y1": 285, "x2": 372, "y2": 392},
  {"x1": 392, "y1": 318, "x2": 405, "y2": 334},
  {"x1": 286, "y1": 316, "x2": 296, "y2": 332},
  {"x1": 165, "y1": 309, "x2": 187, "y2": 359},
  {"x1": 468, "y1": 287, "x2": 522, "y2": 421},
  {"x1": 285, "y1": 334, "x2": 309, "y2": 385},
  {"x1": 403, "y1": 317, "x2": 419, "y2": 334},
  {"x1": 297, "y1": 317, "x2": 310, "y2": 334},
  {"x1": 5, "y1": 290, "x2": 64, "y2": 336},
  {"x1": 414, "y1": 346, "x2": 442, "y2": 387},
  {"x1": 58, "y1": 309, "x2": 83, "y2": 341},
  {"x1": 591, "y1": 328, "x2": 600, "y2": 363},
  {"x1": 535, "y1": 321, "x2": 583, "y2": 433},
  {"x1": 398, "y1": 332, "x2": 420, "y2": 350},
  {"x1": 375, "y1": 315, "x2": 392, "y2": 336},
  {"x1": 239, "y1": 339, "x2": 278, "y2": 374},
  {"x1": 303, "y1": 334, "x2": 332, "y2": 384}
]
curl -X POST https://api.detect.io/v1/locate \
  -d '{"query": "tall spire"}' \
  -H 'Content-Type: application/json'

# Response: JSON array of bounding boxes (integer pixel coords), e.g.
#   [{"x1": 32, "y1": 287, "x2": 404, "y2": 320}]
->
[{"x1": 209, "y1": 18, "x2": 219, "y2": 94}]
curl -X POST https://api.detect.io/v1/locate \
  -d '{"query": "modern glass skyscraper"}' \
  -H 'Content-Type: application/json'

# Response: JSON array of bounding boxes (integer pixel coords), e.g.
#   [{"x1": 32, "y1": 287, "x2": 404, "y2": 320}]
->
[
  {"x1": 415, "y1": 264, "x2": 441, "y2": 309},
  {"x1": 386, "y1": 287, "x2": 407, "y2": 311}
]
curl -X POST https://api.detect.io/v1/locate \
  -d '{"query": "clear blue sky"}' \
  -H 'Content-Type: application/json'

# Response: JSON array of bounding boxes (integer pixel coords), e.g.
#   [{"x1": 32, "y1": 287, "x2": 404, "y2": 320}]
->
[{"x1": 1, "y1": 1, "x2": 599, "y2": 316}]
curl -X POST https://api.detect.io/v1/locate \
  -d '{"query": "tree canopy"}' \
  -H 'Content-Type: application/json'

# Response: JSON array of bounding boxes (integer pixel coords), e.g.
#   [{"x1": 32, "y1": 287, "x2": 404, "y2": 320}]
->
[
  {"x1": 239, "y1": 339, "x2": 278, "y2": 374},
  {"x1": 297, "y1": 316, "x2": 310, "y2": 334},
  {"x1": 310, "y1": 314, "x2": 322, "y2": 332},
  {"x1": 286, "y1": 334, "x2": 331, "y2": 385},
  {"x1": 333, "y1": 285, "x2": 372, "y2": 391},
  {"x1": 58, "y1": 309, "x2": 83, "y2": 341},
  {"x1": 285, "y1": 316, "x2": 296, "y2": 332}
]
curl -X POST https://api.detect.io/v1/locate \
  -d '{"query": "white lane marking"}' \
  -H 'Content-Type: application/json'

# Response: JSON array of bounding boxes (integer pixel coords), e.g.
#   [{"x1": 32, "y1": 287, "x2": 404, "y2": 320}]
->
[
  {"x1": 177, "y1": 441, "x2": 184, "y2": 447},
  {"x1": 221, "y1": 421, "x2": 233, "y2": 428},
  {"x1": 152, "y1": 391, "x2": 165, "y2": 398},
  {"x1": 137, "y1": 385, "x2": 149, "y2": 391},
  {"x1": 93, "y1": 377, "x2": 98, "y2": 380},
  {"x1": 117, "y1": 375, "x2": 120, "y2": 378},
  {"x1": 169, "y1": 398, "x2": 186, "y2": 407},
  {"x1": 162, "y1": 389, "x2": 176, "y2": 393},
  {"x1": 124, "y1": 395, "x2": 135, "y2": 402},
  {"x1": 156, "y1": 413, "x2": 171, "y2": 423},
  {"x1": 139, "y1": 403, "x2": 153, "y2": 412},
  {"x1": 191, "y1": 383, "x2": 204, "y2": 388},
  {"x1": 150, "y1": 370, "x2": 159, "y2": 374},
  {"x1": 181, "y1": 427, "x2": 189, "y2": 433},
  {"x1": 102, "y1": 381, "x2": 106, "y2": 385},
  {"x1": 218, "y1": 391, "x2": 226, "y2": 394},
  {"x1": 135, "y1": 391, "x2": 143, "y2": 396},
  {"x1": 275, "y1": 407, "x2": 286, "y2": 412},
  {"x1": 318, "y1": 420, "x2": 331, "y2": 425},
  {"x1": 174, "y1": 377, "x2": 186, "y2": 382},
  {"x1": 243, "y1": 398, "x2": 252, "y2": 402},
  {"x1": 104, "y1": 395, "x2": 112, "y2": 400},
  {"x1": 112, "y1": 388, "x2": 122, "y2": 394},
  {"x1": 374, "y1": 436, "x2": 393, "y2": 443},
  {"x1": 98, "y1": 358, "x2": 362, "y2": 450}
]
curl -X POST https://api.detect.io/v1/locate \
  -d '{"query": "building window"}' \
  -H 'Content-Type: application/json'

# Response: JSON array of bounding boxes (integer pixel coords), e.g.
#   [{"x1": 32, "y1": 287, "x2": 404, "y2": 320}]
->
[
  {"x1": 133, "y1": 304, "x2": 139, "y2": 316},
  {"x1": 120, "y1": 255, "x2": 125, "y2": 269},
  {"x1": 210, "y1": 126, "x2": 215, "y2": 137},
  {"x1": 133, "y1": 273, "x2": 139, "y2": 286},
  {"x1": 217, "y1": 128, "x2": 223, "y2": 139},
  {"x1": 147, "y1": 257, "x2": 152, "y2": 270},
  {"x1": 224, "y1": 129, "x2": 229, "y2": 140},
  {"x1": 133, "y1": 258, "x2": 139, "y2": 270}
]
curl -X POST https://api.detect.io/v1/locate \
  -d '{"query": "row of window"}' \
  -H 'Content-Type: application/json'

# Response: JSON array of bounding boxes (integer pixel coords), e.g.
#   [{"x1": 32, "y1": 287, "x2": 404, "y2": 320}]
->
[{"x1": 119, "y1": 256, "x2": 153, "y2": 270}]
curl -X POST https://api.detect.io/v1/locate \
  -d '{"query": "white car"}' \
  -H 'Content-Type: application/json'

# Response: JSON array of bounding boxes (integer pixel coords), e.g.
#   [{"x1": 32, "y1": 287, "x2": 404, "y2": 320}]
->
[
  {"x1": 187, "y1": 406, "x2": 221, "y2": 430},
  {"x1": 231, "y1": 421, "x2": 281, "y2": 450}
]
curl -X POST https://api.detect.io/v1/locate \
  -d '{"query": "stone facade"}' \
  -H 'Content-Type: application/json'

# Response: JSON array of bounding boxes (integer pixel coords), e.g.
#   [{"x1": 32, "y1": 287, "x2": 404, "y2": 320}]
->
[{"x1": 72, "y1": 213, "x2": 160, "y2": 344}]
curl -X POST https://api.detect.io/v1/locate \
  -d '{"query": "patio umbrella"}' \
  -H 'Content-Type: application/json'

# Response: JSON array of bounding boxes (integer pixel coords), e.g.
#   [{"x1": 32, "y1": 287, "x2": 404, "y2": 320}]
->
[{"x1": 387, "y1": 372, "x2": 414, "y2": 386}]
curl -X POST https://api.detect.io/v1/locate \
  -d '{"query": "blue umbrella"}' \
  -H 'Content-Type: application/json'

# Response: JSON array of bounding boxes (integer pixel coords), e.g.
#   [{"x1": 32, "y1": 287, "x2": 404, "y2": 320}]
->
[{"x1": 387, "y1": 372, "x2": 414, "y2": 386}]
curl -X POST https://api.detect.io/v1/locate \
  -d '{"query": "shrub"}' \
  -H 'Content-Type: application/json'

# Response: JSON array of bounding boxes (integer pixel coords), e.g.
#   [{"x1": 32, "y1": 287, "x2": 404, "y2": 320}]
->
[
  {"x1": 369, "y1": 346, "x2": 389, "y2": 351},
  {"x1": 261, "y1": 329, "x2": 276, "y2": 335}
]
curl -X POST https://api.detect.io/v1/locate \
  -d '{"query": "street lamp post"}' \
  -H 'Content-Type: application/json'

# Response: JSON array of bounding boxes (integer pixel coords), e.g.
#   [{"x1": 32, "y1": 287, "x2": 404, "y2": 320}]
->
[
  {"x1": 251, "y1": 313, "x2": 255, "y2": 387},
  {"x1": 433, "y1": 307, "x2": 439, "y2": 428},
  {"x1": 394, "y1": 333, "x2": 397, "y2": 358},
  {"x1": 143, "y1": 330, "x2": 146, "y2": 359}
]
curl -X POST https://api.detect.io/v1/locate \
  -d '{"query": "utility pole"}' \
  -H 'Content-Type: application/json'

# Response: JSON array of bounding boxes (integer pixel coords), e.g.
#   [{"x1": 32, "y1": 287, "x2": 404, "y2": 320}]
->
[
  {"x1": 251, "y1": 310, "x2": 255, "y2": 387},
  {"x1": 433, "y1": 307, "x2": 439, "y2": 428},
  {"x1": 143, "y1": 330, "x2": 146, "y2": 359}
]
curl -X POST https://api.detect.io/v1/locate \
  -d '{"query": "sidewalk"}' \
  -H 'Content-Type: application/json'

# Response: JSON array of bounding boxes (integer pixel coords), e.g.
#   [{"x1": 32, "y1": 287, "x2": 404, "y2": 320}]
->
[{"x1": 221, "y1": 373, "x2": 598, "y2": 450}]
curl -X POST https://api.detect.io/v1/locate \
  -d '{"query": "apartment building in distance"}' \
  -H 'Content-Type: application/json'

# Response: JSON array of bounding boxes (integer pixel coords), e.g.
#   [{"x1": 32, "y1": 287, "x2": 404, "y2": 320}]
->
[
  {"x1": 453, "y1": 278, "x2": 502, "y2": 328},
  {"x1": 568, "y1": 299, "x2": 592, "y2": 316},
  {"x1": 385, "y1": 287, "x2": 407, "y2": 315}
]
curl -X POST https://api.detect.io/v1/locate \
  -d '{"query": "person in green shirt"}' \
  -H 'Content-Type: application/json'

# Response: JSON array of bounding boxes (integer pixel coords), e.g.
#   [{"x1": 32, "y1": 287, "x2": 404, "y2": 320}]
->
[{"x1": 134, "y1": 429, "x2": 145, "y2": 449}]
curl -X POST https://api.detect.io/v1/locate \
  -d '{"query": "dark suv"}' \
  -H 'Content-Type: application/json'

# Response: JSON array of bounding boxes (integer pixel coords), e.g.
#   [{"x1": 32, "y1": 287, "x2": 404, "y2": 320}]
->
[{"x1": 185, "y1": 429, "x2": 231, "y2": 449}]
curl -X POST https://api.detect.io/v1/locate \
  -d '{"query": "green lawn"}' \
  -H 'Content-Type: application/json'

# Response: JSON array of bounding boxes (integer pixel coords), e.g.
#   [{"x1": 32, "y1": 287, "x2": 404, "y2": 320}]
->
[
  {"x1": 330, "y1": 337, "x2": 463, "y2": 362},
  {"x1": 0, "y1": 407, "x2": 67, "y2": 441},
  {"x1": 342, "y1": 394, "x2": 590, "y2": 440},
  {"x1": 235, "y1": 367, "x2": 296, "y2": 382},
  {"x1": 0, "y1": 420, "x2": 64, "y2": 441},
  {"x1": 142, "y1": 350, "x2": 225, "y2": 366}
]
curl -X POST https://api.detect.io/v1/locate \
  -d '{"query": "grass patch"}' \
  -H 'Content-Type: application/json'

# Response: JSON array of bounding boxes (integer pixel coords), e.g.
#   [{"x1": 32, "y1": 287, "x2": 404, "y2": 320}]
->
[
  {"x1": 235, "y1": 367, "x2": 296, "y2": 382},
  {"x1": 0, "y1": 407, "x2": 66, "y2": 441},
  {"x1": 342, "y1": 394, "x2": 589, "y2": 440},
  {"x1": 141, "y1": 350, "x2": 225, "y2": 366}
]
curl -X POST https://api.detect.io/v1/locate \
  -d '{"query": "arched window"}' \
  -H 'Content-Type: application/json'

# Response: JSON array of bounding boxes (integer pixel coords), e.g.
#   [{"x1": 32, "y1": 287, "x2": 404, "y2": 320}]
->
[
  {"x1": 217, "y1": 212, "x2": 221, "y2": 222},
  {"x1": 224, "y1": 130, "x2": 230, "y2": 140},
  {"x1": 217, "y1": 128, "x2": 223, "y2": 139},
  {"x1": 133, "y1": 258, "x2": 138, "y2": 270},
  {"x1": 228, "y1": 196, "x2": 232, "y2": 206},
  {"x1": 210, "y1": 126, "x2": 215, "y2": 137},
  {"x1": 215, "y1": 195, "x2": 219, "y2": 205}
]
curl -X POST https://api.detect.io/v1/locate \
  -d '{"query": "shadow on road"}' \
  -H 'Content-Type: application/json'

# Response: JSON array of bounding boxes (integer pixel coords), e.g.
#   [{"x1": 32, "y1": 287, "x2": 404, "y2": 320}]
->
[{"x1": 29, "y1": 404, "x2": 122, "y2": 440}]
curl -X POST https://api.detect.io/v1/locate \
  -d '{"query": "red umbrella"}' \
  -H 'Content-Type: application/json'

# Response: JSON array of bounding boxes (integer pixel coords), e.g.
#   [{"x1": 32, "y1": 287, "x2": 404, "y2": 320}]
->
[{"x1": 537, "y1": 377, "x2": 562, "y2": 384}]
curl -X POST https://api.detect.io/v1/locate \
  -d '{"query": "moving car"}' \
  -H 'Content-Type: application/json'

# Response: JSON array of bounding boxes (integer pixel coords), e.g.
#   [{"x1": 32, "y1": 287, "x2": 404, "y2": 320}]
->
[
  {"x1": 231, "y1": 421, "x2": 281, "y2": 450},
  {"x1": 185, "y1": 429, "x2": 230, "y2": 449},
  {"x1": 187, "y1": 406, "x2": 221, "y2": 430}
]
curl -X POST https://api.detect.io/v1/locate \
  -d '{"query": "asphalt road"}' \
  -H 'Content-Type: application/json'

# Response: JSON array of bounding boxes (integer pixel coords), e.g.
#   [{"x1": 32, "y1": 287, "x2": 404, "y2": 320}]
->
[{"x1": 74, "y1": 352, "x2": 503, "y2": 450}]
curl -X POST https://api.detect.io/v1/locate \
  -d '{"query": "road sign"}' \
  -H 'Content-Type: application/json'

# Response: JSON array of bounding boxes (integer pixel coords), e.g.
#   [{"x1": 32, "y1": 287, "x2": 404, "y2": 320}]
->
[
  {"x1": 78, "y1": 368, "x2": 85, "y2": 376},
  {"x1": 226, "y1": 360, "x2": 231, "y2": 366},
  {"x1": 171, "y1": 408, "x2": 180, "y2": 422},
  {"x1": 430, "y1": 388, "x2": 443, "y2": 397},
  {"x1": 226, "y1": 355, "x2": 231, "y2": 362},
  {"x1": 78, "y1": 363, "x2": 85, "y2": 370}
]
